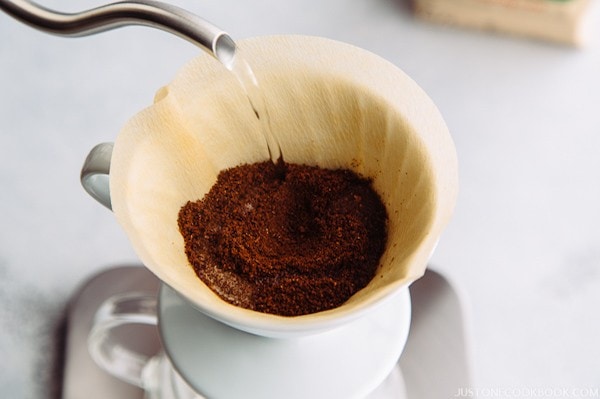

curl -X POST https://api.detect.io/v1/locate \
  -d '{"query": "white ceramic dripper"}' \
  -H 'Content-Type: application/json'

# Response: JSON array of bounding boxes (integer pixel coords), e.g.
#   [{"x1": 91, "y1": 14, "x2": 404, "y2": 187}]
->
[{"x1": 86, "y1": 35, "x2": 457, "y2": 338}]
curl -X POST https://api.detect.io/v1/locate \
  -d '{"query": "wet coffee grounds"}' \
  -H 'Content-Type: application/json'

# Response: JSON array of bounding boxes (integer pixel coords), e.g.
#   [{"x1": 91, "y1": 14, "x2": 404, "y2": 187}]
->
[{"x1": 177, "y1": 161, "x2": 388, "y2": 316}]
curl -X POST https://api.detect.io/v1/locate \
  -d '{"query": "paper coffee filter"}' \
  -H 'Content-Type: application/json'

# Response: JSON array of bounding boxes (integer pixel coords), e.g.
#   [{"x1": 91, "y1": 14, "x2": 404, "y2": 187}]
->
[{"x1": 109, "y1": 35, "x2": 457, "y2": 335}]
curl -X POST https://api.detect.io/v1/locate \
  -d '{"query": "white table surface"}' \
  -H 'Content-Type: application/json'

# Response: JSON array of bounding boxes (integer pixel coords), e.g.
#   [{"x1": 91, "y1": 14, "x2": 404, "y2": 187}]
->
[{"x1": 1, "y1": 0, "x2": 599, "y2": 398}]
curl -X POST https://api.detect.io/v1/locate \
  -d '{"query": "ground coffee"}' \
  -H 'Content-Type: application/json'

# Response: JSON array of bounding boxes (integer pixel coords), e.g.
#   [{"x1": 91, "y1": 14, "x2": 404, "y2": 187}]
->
[{"x1": 177, "y1": 161, "x2": 388, "y2": 316}]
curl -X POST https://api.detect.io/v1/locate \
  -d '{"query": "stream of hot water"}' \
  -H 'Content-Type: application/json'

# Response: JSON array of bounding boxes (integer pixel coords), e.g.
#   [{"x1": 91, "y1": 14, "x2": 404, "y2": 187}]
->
[{"x1": 216, "y1": 36, "x2": 284, "y2": 167}]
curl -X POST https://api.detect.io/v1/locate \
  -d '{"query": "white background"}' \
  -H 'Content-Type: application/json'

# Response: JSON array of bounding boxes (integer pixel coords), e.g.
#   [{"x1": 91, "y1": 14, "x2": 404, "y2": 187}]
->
[{"x1": 1, "y1": 0, "x2": 599, "y2": 397}]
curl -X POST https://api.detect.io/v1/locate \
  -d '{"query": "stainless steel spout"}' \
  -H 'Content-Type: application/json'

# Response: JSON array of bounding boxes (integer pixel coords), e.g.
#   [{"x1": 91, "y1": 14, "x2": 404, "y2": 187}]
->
[{"x1": 0, "y1": 0, "x2": 236, "y2": 66}]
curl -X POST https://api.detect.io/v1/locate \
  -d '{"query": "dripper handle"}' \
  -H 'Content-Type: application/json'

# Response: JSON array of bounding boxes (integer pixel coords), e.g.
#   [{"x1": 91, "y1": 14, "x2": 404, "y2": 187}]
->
[
  {"x1": 81, "y1": 142, "x2": 113, "y2": 210},
  {"x1": 0, "y1": 0, "x2": 236, "y2": 65}
]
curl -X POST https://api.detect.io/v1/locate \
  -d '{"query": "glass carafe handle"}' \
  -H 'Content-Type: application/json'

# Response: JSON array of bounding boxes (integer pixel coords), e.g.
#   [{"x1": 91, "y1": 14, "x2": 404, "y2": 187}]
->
[{"x1": 87, "y1": 291, "x2": 158, "y2": 387}]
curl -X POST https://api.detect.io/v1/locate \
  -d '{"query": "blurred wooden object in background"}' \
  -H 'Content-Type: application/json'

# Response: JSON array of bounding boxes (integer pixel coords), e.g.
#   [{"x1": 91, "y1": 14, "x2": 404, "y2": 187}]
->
[{"x1": 414, "y1": 0, "x2": 595, "y2": 46}]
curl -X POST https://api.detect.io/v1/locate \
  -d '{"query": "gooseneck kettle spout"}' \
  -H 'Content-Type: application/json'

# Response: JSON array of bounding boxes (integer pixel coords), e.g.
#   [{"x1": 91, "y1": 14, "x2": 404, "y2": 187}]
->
[{"x1": 0, "y1": 0, "x2": 236, "y2": 66}]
